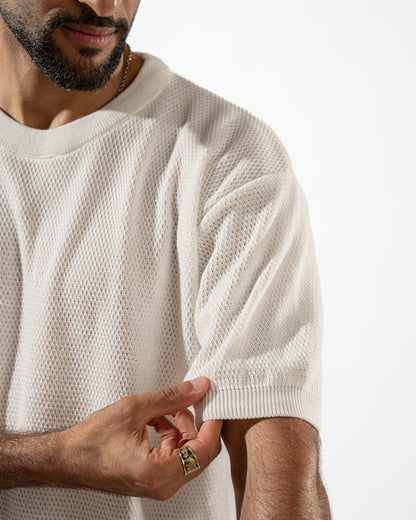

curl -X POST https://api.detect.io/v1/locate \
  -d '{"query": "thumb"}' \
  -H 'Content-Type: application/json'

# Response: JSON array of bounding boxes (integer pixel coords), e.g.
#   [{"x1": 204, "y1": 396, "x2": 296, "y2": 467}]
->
[{"x1": 139, "y1": 377, "x2": 210, "y2": 422}]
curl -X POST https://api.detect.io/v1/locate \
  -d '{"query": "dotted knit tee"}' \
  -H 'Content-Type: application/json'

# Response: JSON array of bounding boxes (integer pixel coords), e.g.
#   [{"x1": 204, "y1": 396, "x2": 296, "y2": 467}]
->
[{"x1": 0, "y1": 51, "x2": 324, "y2": 519}]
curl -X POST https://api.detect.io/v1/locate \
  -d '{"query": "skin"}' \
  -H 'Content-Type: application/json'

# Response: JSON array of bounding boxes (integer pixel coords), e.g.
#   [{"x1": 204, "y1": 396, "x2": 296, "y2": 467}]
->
[
  {"x1": 0, "y1": 2, "x2": 332, "y2": 515},
  {"x1": 0, "y1": 378, "x2": 224, "y2": 500},
  {"x1": 222, "y1": 417, "x2": 332, "y2": 519},
  {"x1": 0, "y1": 0, "x2": 144, "y2": 129}
]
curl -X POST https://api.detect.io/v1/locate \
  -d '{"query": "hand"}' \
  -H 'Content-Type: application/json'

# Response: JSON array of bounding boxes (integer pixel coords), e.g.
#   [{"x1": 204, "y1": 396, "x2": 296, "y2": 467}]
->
[{"x1": 58, "y1": 377, "x2": 223, "y2": 500}]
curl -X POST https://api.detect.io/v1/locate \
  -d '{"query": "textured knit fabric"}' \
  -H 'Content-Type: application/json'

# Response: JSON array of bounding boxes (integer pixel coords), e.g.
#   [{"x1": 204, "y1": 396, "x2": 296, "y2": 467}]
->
[{"x1": 0, "y1": 51, "x2": 324, "y2": 519}]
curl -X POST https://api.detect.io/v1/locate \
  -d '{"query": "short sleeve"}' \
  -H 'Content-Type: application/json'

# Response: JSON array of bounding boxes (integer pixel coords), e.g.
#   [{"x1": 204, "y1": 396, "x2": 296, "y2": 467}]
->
[{"x1": 187, "y1": 121, "x2": 324, "y2": 433}]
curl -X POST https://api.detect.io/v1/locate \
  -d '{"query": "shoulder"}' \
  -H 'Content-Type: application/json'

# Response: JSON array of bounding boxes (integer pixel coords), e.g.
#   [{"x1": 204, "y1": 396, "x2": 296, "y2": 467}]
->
[
  {"x1": 134, "y1": 52, "x2": 290, "y2": 170},
  {"x1": 170, "y1": 70, "x2": 288, "y2": 155},
  {"x1": 166, "y1": 72, "x2": 294, "y2": 214}
]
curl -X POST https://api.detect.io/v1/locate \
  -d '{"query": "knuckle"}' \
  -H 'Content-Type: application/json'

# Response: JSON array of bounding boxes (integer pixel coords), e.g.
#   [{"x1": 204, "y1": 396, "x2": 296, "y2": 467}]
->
[{"x1": 162, "y1": 385, "x2": 180, "y2": 402}]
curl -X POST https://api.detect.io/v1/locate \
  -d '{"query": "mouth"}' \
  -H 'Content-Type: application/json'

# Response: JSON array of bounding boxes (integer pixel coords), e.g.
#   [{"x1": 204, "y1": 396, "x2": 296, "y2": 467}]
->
[{"x1": 62, "y1": 24, "x2": 116, "y2": 47}]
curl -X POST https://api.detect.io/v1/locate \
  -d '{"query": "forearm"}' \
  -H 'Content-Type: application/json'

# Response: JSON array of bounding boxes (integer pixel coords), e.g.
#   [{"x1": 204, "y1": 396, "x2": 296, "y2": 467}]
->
[
  {"x1": 0, "y1": 430, "x2": 67, "y2": 489},
  {"x1": 221, "y1": 417, "x2": 332, "y2": 520},
  {"x1": 317, "y1": 474, "x2": 332, "y2": 520},
  {"x1": 239, "y1": 472, "x2": 331, "y2": 520}
]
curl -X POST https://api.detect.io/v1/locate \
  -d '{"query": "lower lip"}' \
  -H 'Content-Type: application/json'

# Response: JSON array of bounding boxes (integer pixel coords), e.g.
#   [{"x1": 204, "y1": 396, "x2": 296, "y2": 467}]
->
[{"x1": 62, "y1": 26, "x2": 115, "y2": 47}]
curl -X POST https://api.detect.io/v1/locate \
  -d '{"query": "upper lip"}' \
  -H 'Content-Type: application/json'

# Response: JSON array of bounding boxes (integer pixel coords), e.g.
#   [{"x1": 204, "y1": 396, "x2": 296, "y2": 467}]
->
[{"x1": 63, "y1": 24, "x2": 116, "y2": 36}]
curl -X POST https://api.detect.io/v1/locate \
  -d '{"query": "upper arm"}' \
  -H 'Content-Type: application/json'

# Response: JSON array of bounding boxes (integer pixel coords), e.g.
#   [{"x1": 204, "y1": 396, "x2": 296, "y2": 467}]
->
[{"x1": 190, "y1": 129, "x2": 324, "y2": 432}]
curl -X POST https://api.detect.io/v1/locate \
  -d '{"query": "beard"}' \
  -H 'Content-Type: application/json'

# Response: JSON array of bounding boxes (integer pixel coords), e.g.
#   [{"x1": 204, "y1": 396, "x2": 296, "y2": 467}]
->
[{"x1": 0, "y1": 4, "x2": 130, "y2": 92}]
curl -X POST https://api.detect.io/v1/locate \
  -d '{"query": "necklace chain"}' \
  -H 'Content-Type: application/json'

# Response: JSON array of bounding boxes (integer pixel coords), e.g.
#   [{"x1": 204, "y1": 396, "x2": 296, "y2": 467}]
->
[{"x1": 114, "y1": 44, "x2": 132, "y2": 99}]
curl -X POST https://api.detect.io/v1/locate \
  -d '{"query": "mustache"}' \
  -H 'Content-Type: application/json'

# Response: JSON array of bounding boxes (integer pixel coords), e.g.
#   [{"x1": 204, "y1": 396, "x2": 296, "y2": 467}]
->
[{"x1": 45, "y1": 6, "x2": 129, "y2": 35}]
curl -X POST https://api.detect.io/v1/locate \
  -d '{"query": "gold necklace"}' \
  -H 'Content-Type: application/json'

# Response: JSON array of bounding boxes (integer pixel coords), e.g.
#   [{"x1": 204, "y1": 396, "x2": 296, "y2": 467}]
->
[{"x1": 113, "y1": 44, "x2": 132, "y2": 99}]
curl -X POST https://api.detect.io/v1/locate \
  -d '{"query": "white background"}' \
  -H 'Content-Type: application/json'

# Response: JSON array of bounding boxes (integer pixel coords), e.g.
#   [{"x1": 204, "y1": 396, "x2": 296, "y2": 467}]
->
[{"x1": 129, "y1": 1, "x2": 416, "y2": 519}]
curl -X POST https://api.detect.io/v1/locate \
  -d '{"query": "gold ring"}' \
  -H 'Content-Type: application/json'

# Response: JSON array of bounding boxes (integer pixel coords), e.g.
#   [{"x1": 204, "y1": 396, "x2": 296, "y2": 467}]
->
[{"x1": 178, "y1": 446, "x2": 200, "y2": 475}]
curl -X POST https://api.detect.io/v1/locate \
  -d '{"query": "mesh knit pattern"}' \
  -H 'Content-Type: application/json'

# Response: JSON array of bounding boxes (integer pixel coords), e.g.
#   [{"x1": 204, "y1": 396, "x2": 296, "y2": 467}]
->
[{"x1": 0, "y1": 51, "x2": 323, "y2": 519}]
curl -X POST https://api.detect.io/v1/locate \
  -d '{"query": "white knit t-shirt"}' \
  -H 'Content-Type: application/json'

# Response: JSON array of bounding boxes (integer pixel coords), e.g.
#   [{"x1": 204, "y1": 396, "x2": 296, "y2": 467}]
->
[{"x1": 0, "y1": 51, "x2": 324, "y2": 519}]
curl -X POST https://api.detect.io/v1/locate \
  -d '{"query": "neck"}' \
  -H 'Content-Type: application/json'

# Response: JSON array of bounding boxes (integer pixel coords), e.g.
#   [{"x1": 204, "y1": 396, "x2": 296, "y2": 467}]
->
[{"x1": 0, "y1": 34, "x2": 143, "y2": 131}]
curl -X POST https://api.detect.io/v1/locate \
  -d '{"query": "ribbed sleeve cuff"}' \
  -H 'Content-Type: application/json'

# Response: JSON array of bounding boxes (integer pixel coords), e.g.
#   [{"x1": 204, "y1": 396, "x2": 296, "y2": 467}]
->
[{"x1": 193, "y1": 385, "x2": 321, "y2": 433}]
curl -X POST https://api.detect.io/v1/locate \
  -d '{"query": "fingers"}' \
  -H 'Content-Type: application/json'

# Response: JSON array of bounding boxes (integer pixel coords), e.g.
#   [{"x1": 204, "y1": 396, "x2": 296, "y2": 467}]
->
[
  {"x1": 147, "y1": 416, "x2": 181, "y2": 449},
  {"x1": 147, "y1": 409, "x2": 199, "y2": 449},
  {"x1": 192, "y1": 418, "x2": 224, "y2": 445},
  {"x1": 182, "y1": 419, "x2": 223, "y2": 464},
  {"x1": 139, "y1": 377, "x2": 210, "y2": 422},
  {"x1": 171, "y1": 409, "x2": 198, "y2": 447},
  {"x1": 147, "y1": 419, "x2": 223, "y2": 485},
  {"x1": 179, "y1": 419, "x2": 223, "y2": 473}
]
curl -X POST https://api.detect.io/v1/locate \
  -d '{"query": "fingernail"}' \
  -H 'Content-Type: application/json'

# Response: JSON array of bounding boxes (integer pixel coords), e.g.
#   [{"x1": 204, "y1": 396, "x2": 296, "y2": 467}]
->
[{"x1": 191, "y1": 376, "x2": 209, "y2": 392}]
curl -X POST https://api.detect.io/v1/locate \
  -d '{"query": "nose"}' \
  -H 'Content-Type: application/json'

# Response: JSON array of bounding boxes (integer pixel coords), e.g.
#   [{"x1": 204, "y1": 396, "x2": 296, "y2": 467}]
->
[{"x1": 78, "y1": 0, "x2": 119, "y2": 17}]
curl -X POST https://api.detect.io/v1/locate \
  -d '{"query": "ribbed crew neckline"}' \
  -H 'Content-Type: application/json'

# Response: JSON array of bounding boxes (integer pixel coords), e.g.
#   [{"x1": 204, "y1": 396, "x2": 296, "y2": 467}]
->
[{"x1": 0, "y1": 51, "x2": 172, "y2": 157}]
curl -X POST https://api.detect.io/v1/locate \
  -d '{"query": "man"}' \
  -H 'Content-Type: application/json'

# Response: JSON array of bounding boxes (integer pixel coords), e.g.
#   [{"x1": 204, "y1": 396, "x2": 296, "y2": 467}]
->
[{"x1": 0, "y1": 0, "x2": 332, "y2": 519}]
